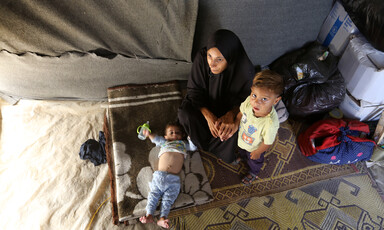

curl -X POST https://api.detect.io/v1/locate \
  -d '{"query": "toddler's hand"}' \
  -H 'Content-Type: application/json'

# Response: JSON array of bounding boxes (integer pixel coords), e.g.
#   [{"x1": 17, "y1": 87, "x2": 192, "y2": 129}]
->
[{"x1": 250, "y1": 152, "x2": 261, "y2": 160}]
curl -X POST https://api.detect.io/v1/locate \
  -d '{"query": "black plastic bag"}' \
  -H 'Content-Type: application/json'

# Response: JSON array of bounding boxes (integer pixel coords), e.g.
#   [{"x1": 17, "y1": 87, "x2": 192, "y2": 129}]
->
[
  {"x1": 269, "y1": 42, "x2": 345, "y2": 118},
  {"x1": 340, "y1": 0, "x2": 384, "y2": 52},
  {"x1": 284, "y1": 72, "x2": 345, "y2": 117}
]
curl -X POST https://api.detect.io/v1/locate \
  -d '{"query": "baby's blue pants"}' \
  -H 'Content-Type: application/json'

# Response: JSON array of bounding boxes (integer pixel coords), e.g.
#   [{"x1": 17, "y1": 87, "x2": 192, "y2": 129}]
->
[{"x1": 146, "y1": 171, "x2": 180, "y2": 218}]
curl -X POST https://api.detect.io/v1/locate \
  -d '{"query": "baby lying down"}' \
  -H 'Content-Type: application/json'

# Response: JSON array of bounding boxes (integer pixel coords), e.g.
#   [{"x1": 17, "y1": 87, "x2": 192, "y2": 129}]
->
[{"x1": 139, "y1": 121, "x2": 196, "y2": 228}]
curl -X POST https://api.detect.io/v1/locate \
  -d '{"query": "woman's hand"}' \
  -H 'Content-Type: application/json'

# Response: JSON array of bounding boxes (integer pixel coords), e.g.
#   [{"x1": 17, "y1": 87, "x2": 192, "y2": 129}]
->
[
  {"x1": 200, "y1": 107, "x2": 220, "y2": 138},
  {"x1": 216, "y1": 111, "x2": 238, "y2": 141}
]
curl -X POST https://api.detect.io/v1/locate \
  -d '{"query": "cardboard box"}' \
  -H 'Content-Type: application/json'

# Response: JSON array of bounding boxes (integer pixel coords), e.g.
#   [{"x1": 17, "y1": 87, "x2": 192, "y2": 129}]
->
[
  {"x1": 338, "y1": 34, "x2": 384, "y2": 104},
  {"x1": 317, "y1": 1, "x2": 359, "y2": 56},
  {"x1": 339, "y1": 91, "x2": 384, "y2": 122}
]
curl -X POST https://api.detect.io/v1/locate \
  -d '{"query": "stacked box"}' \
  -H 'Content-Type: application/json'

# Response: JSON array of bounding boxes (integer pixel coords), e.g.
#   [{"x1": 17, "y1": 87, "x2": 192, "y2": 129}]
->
[
  {"x1": 317, "y1": 1, "x2": 359, "y2": 56},
  {"x1": 338, "y1": 34, "x2": 384, "y2": 121},
  {"x1": 339, "y1": 91, "x2": 384, "y2": 121}
]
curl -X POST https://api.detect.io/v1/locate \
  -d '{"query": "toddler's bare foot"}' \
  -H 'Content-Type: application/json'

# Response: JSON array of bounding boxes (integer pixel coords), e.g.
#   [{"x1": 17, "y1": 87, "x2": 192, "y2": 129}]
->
[
  {"x1": 157, "y1": 217, "x2": 169, "y2": 228},
  {"x1": 139, "y1": 214, "x2": 154, "y2": 224}
]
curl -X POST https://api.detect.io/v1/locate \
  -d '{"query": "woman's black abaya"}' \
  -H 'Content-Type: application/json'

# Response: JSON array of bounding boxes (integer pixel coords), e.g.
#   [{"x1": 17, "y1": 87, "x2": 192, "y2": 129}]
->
[{"x1": 178, "y1": 29, "x2": 255, "y2": 163}]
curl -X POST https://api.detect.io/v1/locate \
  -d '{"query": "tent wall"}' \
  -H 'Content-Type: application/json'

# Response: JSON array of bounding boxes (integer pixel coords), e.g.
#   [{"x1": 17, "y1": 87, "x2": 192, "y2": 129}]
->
[
  {"x1": 0, "y1": 0, "x2": 197, "y2": 61},
  {"x1": 0, "y1": 0, "x2": 333, "y2": 101},
  {"x1": 193, "y1": 0, "x2": 333, "y2": 66}
]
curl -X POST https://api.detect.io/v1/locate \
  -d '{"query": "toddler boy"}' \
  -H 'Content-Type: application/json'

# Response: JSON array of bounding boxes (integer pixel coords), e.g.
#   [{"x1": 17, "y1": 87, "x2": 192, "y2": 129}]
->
[{"x1": 234, "y1": 70, "x2": 284, "y2": 185}]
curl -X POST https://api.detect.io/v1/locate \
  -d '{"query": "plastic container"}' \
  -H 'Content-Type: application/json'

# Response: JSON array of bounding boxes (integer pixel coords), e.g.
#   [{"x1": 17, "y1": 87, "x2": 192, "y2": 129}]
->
[{"x1": 137, "y1": 121, "x2": 151, "y2": 140}]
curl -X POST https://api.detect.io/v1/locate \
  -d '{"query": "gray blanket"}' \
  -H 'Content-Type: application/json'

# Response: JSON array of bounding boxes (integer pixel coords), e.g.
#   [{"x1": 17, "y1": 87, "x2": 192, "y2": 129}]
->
[{"x1": 106, "y1": 81, "x2": 213, "y2": 224}]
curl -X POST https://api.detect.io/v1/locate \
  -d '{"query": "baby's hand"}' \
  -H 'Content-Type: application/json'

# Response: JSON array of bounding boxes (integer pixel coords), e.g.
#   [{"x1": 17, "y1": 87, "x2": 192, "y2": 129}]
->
[{"x1": 143, "y1": 129, "x2": 150, "y2": 137}]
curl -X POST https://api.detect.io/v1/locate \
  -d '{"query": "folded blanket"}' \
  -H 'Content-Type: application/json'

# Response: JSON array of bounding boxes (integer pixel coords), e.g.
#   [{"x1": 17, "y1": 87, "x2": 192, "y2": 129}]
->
[{"x1": 106, "y1": 81, "x2": 213, "y2": 224}]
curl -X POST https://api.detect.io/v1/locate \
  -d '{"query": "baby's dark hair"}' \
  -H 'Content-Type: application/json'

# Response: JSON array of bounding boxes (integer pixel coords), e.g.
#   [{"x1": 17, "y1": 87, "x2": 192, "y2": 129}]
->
[
  {"x1": 164, "y1": 120, "x2": 185, "y2": 136},
  {"x1": 252, "y1": 69, "x2": 284, "y2": 96}
]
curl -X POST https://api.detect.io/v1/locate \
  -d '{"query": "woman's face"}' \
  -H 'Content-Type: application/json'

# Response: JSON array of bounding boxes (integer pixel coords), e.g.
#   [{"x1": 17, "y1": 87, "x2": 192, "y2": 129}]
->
[{"x1": 207, "y1": 47, "x2": 228, "y2": 75}]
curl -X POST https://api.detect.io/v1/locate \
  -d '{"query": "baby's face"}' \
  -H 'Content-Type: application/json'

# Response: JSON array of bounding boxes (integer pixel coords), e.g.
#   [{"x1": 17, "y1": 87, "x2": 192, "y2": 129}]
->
[{"x1": 164, "y1": 126, "x2": 183, "y2": 141}]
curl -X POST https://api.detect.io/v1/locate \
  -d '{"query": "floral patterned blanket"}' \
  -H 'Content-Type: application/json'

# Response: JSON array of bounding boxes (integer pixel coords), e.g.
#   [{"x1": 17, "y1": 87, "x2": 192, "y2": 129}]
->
[{"x1": 105, "y1": 81, "x2": 213, "y2": 224}]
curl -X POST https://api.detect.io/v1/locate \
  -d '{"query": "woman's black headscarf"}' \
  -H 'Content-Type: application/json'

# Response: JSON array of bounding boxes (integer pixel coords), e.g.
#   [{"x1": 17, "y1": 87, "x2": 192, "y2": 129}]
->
[{"x1": 186, "y1": 29, "x2": 255, "y2": 116}]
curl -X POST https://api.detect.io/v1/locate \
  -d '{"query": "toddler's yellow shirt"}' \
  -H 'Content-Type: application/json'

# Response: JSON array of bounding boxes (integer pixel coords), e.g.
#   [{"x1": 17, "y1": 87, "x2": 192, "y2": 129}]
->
[{"x1": 237, "y1": 96, "x2": 280, "y2": 152}]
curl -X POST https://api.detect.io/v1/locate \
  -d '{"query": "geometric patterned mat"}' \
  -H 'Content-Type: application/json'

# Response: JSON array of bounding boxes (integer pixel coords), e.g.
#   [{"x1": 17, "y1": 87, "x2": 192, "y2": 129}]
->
[
  {"x1": 169, "y1": 120, "x2": 358, "y2": 218},
  {"x1": 170, "y1": 173, "x2": 384, "y2": 229}
]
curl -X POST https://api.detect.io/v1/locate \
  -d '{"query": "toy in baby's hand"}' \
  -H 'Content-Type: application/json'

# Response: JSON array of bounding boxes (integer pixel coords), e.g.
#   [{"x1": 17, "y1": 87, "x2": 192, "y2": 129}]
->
[{"x1": 137, "y1": 121, "x2": 151, "y2": 140}]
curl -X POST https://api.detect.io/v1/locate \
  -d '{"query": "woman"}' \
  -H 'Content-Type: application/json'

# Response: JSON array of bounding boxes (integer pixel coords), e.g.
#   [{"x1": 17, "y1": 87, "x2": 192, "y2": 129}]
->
[{"x1": 178, "y1": 29, "x2": 255, "y2": 163}]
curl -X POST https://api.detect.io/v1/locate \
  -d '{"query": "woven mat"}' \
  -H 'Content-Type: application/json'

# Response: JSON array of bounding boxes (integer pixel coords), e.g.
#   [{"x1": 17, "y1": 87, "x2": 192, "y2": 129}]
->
[
  {"x1": 170, "y1": 173, "x2": 384, "y2": 229},
  {"x1": 169, "y1": 120, "x2": 358, "y2": 218}
]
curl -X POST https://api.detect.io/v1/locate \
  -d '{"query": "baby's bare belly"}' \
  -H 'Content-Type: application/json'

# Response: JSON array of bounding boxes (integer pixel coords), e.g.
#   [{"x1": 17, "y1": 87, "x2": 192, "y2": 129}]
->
[{"x1": 158, "y1": 152, "x2": 184, "y2": 174}]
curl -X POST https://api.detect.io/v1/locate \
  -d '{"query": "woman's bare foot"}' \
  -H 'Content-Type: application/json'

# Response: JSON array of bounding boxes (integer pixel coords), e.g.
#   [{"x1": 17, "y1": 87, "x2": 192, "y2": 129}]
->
[
  {"x1": 139, "y1": 214, "x2": 154, "y2": 224},
  {"x1": 157, "y1": 217, "x2": 169, "y2": 228}
]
